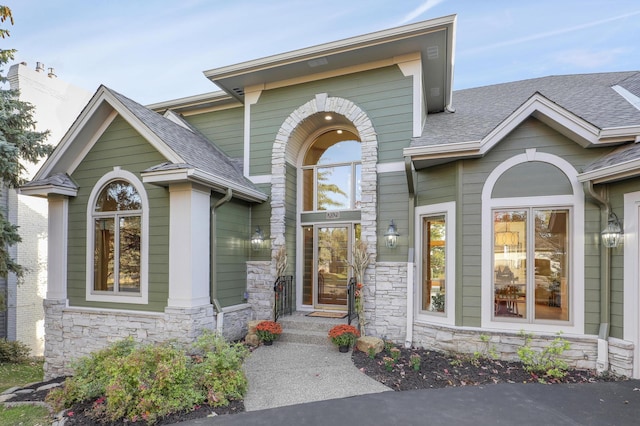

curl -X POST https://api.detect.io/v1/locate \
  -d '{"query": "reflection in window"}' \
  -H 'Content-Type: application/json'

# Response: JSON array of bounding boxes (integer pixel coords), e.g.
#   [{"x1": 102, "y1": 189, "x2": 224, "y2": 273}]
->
[
  {"x1": 302, "y1": 132, "x2": 361, "y2": 211},
  {"x1": 493, "y1": 208, "x2": 569, "y2": 322},
  {"x1": 93, "y1": 180, "x2": 142, "y2": 294},
  {"x1": 422, "y1": 215, "x2": 446, "y2": 313}
]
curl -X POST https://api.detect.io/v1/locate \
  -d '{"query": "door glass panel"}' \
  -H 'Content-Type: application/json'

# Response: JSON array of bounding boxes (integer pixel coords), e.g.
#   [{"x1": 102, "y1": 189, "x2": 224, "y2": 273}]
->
[
  {"x1": 317, "y1": 226, "x2": 349, "y2": 306},
  {"x1": 302, "y1": 226, "x2": 313, "y2": 305}
]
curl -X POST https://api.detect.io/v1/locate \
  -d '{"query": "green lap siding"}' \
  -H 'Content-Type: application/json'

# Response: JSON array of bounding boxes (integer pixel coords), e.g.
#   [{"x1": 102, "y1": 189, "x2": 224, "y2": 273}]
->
[
  {"x1": 249, "y1": 66, "x2": 413, "y2": 176},
  {"x1": 214, "y1": 198, "x2": 251, "y2": 307},
  {"x1": 184, "y1": 108, "x2": 244, "y2": 159},
  {"x1": 378, "y1": 172, "x2": 410, "y2": 262},
  {"x1": 250, "y1": 184, "x2": 271, "y2": 261},
  {"x1": 419, "y1": 118, "x2": 612, "y2": 328},
  {"x1": 68, "y1": 116, "x2": 170, "y2": 311}
]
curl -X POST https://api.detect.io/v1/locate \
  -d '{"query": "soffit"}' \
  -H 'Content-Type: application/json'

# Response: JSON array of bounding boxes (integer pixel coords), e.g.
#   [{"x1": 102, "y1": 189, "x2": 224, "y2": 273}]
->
[{"x1": 203, "y1": 15, "x2": 455, "y2": 113}]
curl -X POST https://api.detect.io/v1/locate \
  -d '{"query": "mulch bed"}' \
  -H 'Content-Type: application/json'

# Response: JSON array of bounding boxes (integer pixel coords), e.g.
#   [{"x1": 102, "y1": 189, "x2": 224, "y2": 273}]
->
[{"x1": 6, "y1": 343, "x2": 623, "y2": 424}]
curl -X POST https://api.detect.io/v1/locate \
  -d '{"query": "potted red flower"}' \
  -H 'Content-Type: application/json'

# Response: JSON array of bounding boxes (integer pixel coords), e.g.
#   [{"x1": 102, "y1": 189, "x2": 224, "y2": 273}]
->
[
  {"x1": 328, "y1": 324, "x2": 360, "y2": 352},
  {"x1": 256, "y1": 320, "x2": 282, "y2": 345}
]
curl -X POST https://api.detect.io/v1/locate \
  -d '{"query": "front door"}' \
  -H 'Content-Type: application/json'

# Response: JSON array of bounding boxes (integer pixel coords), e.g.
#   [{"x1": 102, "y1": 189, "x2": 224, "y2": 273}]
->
[{"x1": 302, "y1": 224, "x2": 355, "y2": 309}]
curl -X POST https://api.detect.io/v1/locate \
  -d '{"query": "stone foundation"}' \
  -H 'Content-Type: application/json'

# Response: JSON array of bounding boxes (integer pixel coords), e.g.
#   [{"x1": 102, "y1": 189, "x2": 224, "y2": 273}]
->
[
  {"x1": 219, "y1": 303, "x2": 253, "y2": 342},
  {"x1": 411, "y1": 321, "x2": 634, "y2": 374},
  {"x1": 371, "y1": 262, "x2": 407, "y2": 339},
  {"x1": 43, "y1": 300, "x2": 224, "y2": 379}
]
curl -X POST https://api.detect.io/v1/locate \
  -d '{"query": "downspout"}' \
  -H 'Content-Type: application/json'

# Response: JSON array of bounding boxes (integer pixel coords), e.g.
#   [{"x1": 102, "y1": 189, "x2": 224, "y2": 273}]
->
[
  {"x1": 405, "y1": 157, "x2": 416, "y2": 348},
  {"x1": 211, "y1": 188, "x2": 233, "y2": 334},
  {"x1": 584, "y1": 181, "x2": 610, "y2": 373}
]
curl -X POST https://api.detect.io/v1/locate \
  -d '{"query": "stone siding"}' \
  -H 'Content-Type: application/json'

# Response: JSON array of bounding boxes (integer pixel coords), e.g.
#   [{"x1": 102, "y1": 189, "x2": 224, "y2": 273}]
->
[
  {"x1": 246, "y1": 261, "x2": 273, "y2": 321},
  {"x1": 370, "y1": 262, "x2": 407, "y2": 340},
  {"x1": 220, "y1": 304, "x2": 253, "y2": 342},
  {"x1": 412, "y1": 322, "x2": 634, "y2": 374},
  {"x1": 43, "y1": 301, "x2": 219, "y2": 379}
]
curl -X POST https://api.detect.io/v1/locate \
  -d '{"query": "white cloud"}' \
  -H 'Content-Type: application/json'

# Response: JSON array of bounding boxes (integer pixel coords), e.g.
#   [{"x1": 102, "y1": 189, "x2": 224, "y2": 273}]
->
[{"x1": 397, "y1": 0, "x2": 447, "y2": 25}]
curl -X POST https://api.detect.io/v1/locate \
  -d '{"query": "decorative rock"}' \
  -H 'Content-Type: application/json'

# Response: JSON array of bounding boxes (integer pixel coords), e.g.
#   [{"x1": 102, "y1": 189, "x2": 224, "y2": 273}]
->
[
  {"x1": 247, "y1": 320, "x2": 263, "y2": 335},
  {"x1": 0, "y1": 393, "x2": 15, "y2": 403},
  {"x1": 245, "y1": 333, "x2": 260, "y2": 347},
  {"x1": 1, "y1": 386, "x2": 19, "y2": 395},
  {"x1": 37, "y1": 382, "x2": 62, "y2": 392},
  {"x1": 15, "y1": 389, "x2": 34, "y2": 395},
  {"x1": 356, "y1": 336, "x2": 384, "y2": 354}
]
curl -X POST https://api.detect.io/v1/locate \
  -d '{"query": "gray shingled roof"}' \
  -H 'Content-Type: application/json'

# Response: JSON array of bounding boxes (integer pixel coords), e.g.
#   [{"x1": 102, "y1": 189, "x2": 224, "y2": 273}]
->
[
  {"x1": 21, "y1": 172, "x2": 78, "y2": 190},
  {"x1": 412, "y1": 72, "x2": 640, "y2": 148},
  {"x1": 106, "y1": 87, "x2": 262, "y2": 197},
  {"x1": 583, "y1": 141, "x2": 640, "y2": 173}
]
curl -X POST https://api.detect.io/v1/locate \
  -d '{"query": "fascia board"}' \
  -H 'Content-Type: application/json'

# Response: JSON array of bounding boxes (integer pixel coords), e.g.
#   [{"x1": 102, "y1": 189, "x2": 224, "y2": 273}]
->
[
  {"x1": 403, "y1": 140, "x2": 480, "y2": 157},
  {"x1": 599, "y1": 126, "x2": 640, "y2": 143},
  {"x1": 142, "y1": 169, "x2": 268, "y2": 203},
  {"x1": 34, "y1": 87, "x2": 184, "y2": 181},
  {"x1": 19, "y1": 185, "x2": 78, "y2": 198},
  {"x1": 203, "y1": 15, "x2": 456, "y2": 80},
  {"x1": 578, "y1": 158, "x2": 640, "y2": 184}
]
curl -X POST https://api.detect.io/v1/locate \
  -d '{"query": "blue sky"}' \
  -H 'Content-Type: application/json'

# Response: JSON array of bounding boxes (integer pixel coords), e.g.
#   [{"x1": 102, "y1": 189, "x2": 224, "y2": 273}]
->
[{"x1": 5, "y1": 0, "x2": 640, "y2": 104}]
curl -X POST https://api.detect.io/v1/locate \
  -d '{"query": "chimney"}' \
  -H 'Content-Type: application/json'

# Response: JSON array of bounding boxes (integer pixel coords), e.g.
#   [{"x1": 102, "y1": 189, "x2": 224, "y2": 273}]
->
[
  {"x1": 48, "y1": 67, "x2": 56, "y2": 78},
  {"x1": 35, "y1": 62, "x2": 45, "y2": 72}
]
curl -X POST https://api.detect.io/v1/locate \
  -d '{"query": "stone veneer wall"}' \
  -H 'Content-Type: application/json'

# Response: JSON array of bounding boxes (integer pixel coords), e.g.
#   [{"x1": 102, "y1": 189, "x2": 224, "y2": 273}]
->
[
  {"x1": 411, "y1": 322, "x2": 635, "y2": 374},
  {"x1": 370, "y1": 262, "x2": 407, "y2": 340},
  {"x1": 246, "y1": 261, "x2": 273, "y2": 321},
  {"x1": 43, "y1": 300, "x2": 217, "y2": 379},
  {"x1": 219, "y1": 304, "x2": 253, "y2": 342}
]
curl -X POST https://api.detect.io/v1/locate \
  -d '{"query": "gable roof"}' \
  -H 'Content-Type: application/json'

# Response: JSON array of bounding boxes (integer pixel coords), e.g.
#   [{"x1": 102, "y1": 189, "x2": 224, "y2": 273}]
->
[
  {"x1": 22, "y1": 86, "x2": 267, "y2": 202},
  {"x1": 406, "y1": 72, "x2": 640, "y2": 169}
]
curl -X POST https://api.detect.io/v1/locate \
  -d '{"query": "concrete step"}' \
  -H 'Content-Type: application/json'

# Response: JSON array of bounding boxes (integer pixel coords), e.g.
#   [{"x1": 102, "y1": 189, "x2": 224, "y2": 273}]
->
[
  {"x1": 278, "y1": 329, "x2": 333, "y2": 346},
  {"x1": 278, "y1": 316, "x2": 344, "y2": 333}
]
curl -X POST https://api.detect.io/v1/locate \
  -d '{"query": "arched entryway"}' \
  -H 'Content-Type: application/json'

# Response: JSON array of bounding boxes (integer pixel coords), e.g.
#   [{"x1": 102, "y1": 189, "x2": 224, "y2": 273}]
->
[{"x1": 271, "y1": 94, "x2": 378, "y2": 311}]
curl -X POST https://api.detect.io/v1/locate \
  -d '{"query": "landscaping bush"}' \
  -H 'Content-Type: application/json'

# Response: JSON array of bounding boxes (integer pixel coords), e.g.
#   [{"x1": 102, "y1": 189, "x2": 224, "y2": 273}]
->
[
  {"x1": 47, "y1": 333, "x2": 248, "y2": 424},
  {"x1": 0, "y1": 338, "x2": 30, "y2": 363},
  {"x1": 517, "y1": 331, "x2": 570, "y2": 381}
]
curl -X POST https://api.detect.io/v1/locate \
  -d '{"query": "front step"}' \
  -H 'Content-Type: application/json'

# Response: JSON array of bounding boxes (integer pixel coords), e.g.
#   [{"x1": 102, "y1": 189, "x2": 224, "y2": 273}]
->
[{"x1": 277, "y1": 312, "x2": 351, "y2": 346}]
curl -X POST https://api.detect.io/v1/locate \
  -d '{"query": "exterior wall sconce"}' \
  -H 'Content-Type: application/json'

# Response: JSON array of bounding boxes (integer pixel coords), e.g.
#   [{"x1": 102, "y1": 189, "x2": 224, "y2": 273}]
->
[
  {"x1": 384, "y1": 220, "x2": 400, "y2": 248},
  {"x1": 251, "y1": 226, "x2": 264, "y2": 250},
  {"x1": 601, "y1": 212, "x2": 622, "y2": 248}
]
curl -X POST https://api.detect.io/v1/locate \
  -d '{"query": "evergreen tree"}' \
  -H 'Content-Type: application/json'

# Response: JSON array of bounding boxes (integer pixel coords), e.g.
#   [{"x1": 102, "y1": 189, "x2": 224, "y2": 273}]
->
[{"x1": 0, "y1": 5, "x2": 52, "y2": 279}]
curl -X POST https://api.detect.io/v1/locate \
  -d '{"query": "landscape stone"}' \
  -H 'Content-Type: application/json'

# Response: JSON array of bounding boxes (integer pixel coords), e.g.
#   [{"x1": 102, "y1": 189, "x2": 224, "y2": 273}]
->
[{"x1": 356, "y1": 336, "x2": 384, "y2": 354}]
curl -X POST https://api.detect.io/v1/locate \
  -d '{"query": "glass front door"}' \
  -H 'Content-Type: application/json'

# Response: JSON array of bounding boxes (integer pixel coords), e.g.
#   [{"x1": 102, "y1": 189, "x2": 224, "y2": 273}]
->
[{"x1": 302, "y1": 224, "x2": 355, "y2": 309}]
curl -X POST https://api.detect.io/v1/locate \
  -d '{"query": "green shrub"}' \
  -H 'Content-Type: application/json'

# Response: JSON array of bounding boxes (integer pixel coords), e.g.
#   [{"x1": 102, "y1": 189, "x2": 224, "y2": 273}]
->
[
  {"x1": 0, "y1": 339, "x2": 30, "y2": 363},
  {"x1": 47, "y1": 333, "x2": 249, "y2": 424},
  {"x1": 517, "y1": 331, "x2": 571, "y2": 381}
]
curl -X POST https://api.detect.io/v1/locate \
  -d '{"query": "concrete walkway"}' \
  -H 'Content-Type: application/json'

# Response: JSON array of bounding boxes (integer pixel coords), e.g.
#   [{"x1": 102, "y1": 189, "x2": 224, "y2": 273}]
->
[{"x1": 241, "y1": 341, "x2": 391, "y2": 411}]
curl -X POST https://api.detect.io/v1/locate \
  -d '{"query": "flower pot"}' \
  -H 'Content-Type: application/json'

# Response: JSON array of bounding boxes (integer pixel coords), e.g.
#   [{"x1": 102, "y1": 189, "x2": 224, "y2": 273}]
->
[
  {"x1": 263, "y1": 340, "x2": 273, "y2": 346},
  {"x1": 338, "y1": 345, "x2": 350, "y2": 353}
]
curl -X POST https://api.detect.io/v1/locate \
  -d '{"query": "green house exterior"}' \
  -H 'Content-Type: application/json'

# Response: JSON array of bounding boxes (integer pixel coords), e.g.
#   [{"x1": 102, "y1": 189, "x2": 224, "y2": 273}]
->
[{"x1": 22, "y1": 15, "x2": 640, "y2": 379}]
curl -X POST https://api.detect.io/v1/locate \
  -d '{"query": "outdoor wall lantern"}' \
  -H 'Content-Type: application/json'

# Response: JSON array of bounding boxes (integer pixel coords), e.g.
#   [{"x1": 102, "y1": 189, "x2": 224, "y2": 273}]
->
[
  {"x1": 251, "y1": 226, "x2": 264, "y2": 251},
  {"x1": 601, "y1": 211, "x2": 622, "y2": 248},
  {"x1": 384, "y1": 220, "x2": 400, "y2": 249}
]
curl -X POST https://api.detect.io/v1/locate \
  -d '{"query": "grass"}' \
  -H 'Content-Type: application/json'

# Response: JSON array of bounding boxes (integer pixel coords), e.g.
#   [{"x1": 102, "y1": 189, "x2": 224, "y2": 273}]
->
[
  {"x1": 0, "y1": 360, "x2": 49, "y2": 425},
  {"x1": 0, "y1": 404, "x2": 50, "y2": 426},
  {"x1": 0, "y1": 359, "x2": 44, "y2": 392}
]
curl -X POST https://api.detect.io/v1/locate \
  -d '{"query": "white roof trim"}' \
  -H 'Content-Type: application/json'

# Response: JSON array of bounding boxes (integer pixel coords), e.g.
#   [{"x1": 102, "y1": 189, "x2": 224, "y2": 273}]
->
[
  {"x1": 405, "y1": 93, "x2": 630, "y2": 165},
  {"x1": 19, "y1": 185, "x2": 78, "y2": 198},
  {"x1": 203, "y1": 15, "x2": 456, "y2": 81},
  {"x1": 33, "y1": 86, "x2": 184, "y2": 181},
  {"x1": 578, "y1": 158, "x2": 640, "y2": 184},
  {"x1": 613, "y1": 84, "x2": 640, "y2": 112},
  {"x1": 141, "y1": 168, "x2": 268, "y2": 202}
]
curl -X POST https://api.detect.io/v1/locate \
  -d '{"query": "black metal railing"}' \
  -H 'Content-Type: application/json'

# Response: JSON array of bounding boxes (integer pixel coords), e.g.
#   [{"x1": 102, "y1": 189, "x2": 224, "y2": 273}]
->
[
  {"x1": 274, "y1": 275, "x2": 293, "y2": 322},
  {"x1": 347, "y1": 277, "x2": 358, "y2": 326}
]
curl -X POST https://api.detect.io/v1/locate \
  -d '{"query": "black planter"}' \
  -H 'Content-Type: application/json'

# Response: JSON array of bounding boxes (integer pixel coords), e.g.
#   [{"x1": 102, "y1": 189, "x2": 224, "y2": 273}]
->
[
  {"x1": 338, "y1": 345, "x2": 350, "y2": 353},
  {"x1": 263, "y1": 340, "x2": 273, "y2": 346}
]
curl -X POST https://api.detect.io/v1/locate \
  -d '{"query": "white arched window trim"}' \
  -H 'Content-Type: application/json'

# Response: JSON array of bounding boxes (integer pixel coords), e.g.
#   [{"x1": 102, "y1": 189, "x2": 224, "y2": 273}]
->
[
  {"x1": 481, "y1": 149, "x2": 585, "y2": 334},
  {"x1": 86, "y1": 167, "x2": 149, "y2": 304}
]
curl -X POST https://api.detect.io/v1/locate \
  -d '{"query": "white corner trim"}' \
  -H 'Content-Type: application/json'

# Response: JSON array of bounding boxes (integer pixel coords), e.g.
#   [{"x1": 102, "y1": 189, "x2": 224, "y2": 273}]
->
[
  {"x1": 47, "y1": 196, "x2": 69, "y2": 300},
  {"x1": 244, "y1": 90, "x2": 262, "y2": 178},
  {"x1": 85, "y1": 168, "x2": 149, "y2": 305},
  {"x1": 613, "y1": 85, "x2": 640, "y2": 112},
  {"x1": 397, "y1": 59, "x2": 423, "y2": 138},
  {"x1": 623, "y1": 191, "x2": 640, "y2": 378},
  {"x1": 414, "y1": 201, "x2": 456, "y2": 326},
  {"x1": 480, "y1": 152, "x2": 584, "y2": 334}
]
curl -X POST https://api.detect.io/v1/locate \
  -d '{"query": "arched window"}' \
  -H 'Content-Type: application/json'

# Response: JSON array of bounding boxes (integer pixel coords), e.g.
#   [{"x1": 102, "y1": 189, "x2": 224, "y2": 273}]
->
[
  {"x1": 93, "y1": 180, "x2": 142, "y2": 293},
  {"x1": 87, "y1": 168, "x2": 148, "y2": 304},
  {"x1": 302, "y1": 131, "x2": 361, "y2": 211}
]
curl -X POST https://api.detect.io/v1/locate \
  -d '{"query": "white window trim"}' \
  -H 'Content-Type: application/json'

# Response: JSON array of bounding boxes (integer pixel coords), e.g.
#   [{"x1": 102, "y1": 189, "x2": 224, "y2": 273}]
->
[
  {"x1": 415, "y1": 202, "x2": 456, "y2": 326},
  {"x1": 623, "y1": 191, "x2": 640, "y2": 379},
  {"x1": 481, "y1": 150, "x2": 584, "y2": 334},
  {"x1": 86, "y1": 167, "x2": 149, "y2": 304}
]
